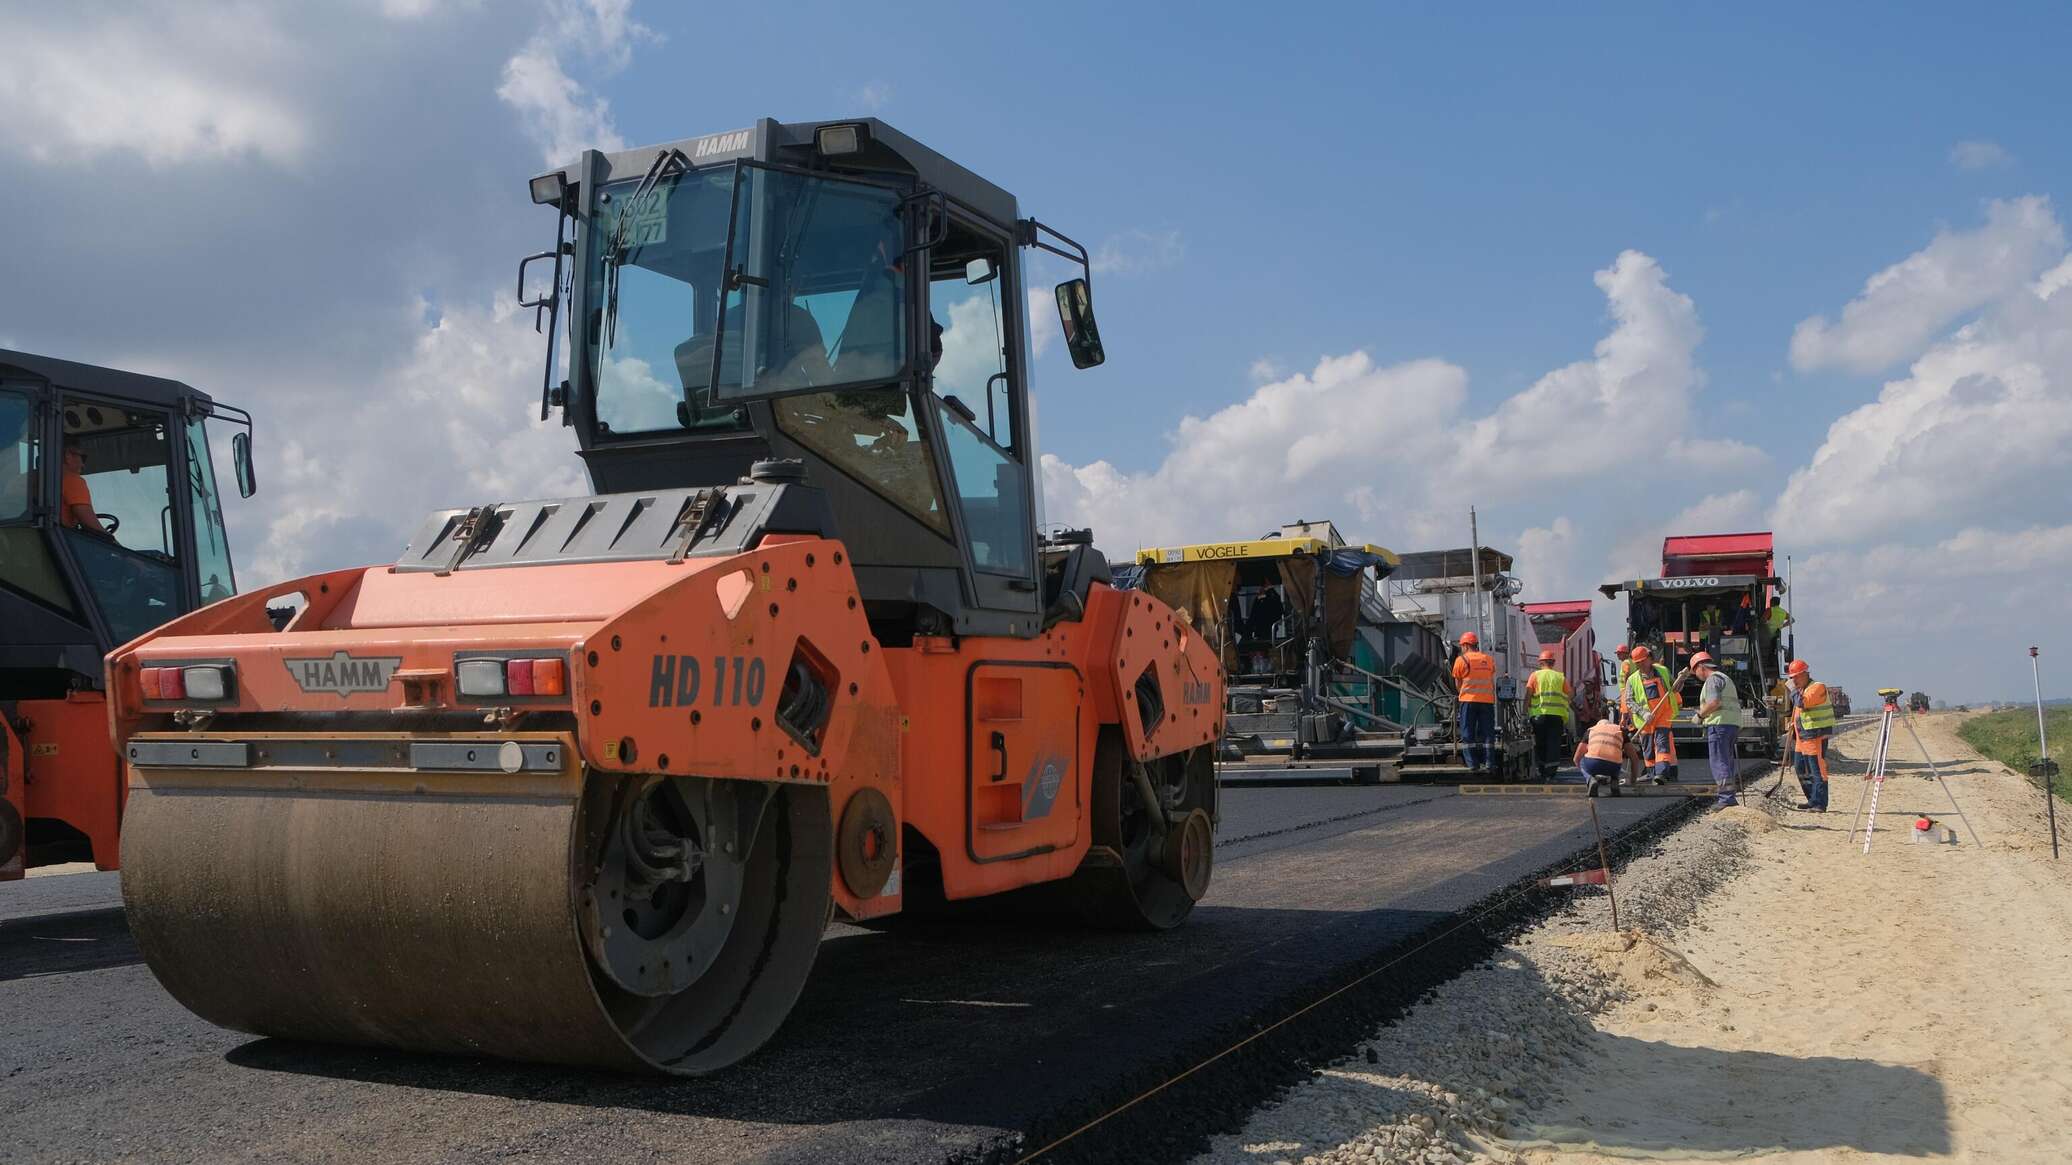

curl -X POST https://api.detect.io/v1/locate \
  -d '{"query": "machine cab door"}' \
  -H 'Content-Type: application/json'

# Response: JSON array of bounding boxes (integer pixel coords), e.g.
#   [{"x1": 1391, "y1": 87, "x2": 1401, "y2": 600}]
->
[
  {"x1": 52, "y1": 396, "x2": 189, "y2": 645},
  {"x1": 0, "y1": 383, "x2": 80, "y2": 620},
  {"x1": 922, "y1": 213, "x2": 1039, "y2": 617}
]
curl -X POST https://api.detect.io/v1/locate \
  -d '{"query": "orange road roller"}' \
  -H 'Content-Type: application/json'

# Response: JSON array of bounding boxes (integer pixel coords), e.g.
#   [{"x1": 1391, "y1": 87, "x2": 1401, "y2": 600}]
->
[{"x1": 111, "y1": 117, "x2": 1224, "y2": 1074}]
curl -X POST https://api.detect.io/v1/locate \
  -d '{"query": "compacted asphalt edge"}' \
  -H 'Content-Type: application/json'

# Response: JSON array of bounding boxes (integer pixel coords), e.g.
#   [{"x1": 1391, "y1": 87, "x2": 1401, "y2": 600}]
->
[{"x1": 958, "y1": 790, "x2": 1712, "y2": 1164}]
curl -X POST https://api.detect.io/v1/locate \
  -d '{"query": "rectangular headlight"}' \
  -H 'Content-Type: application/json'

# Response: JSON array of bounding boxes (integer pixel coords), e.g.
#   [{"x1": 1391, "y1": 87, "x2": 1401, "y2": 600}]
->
[
  {"x1": 455, "y1": 659, "x2": 507, "y2": 698},
  {"x1": 816, "y1": 123, "x2": 863, "y2": 156},
  {"x1": 181, "y1": 665, "x2": 232, "y2": 701},
  {"x1": 529, "y1": 171, "x2": 568, "y2": 206}
]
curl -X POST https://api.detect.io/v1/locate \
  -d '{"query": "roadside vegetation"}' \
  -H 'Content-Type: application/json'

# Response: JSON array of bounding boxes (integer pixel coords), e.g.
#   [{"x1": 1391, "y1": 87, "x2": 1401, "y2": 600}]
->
[{"x1": 1959, "y1": 707, "x2": 2072, "y2": 798}]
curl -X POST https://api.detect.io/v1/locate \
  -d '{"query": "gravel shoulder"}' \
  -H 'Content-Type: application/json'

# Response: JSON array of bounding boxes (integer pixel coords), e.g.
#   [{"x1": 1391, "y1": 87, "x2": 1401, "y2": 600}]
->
[{"x1": 1200, "y1": 711, "x2": 2072, "y2": 1163}]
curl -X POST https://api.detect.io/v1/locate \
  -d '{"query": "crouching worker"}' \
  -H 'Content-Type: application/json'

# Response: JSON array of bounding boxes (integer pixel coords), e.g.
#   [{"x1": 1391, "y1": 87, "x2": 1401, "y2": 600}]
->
[{"x1": 1575, "y1": 717, "x2": 1628, "y2": 798}]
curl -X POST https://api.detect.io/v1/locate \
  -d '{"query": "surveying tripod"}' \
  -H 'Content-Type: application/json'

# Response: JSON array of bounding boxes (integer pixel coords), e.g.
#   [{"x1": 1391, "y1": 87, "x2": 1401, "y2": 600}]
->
[{"x1": 1847, "y1": 687, "x2": 1982, "y2": 852}]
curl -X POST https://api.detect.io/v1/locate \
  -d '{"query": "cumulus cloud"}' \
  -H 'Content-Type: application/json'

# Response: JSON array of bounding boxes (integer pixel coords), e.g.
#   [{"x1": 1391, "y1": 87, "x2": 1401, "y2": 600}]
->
[
  {"x1": 244, "y1": 298, "x2": 588, "y2": 581},
  {"x1": 1043, "y1": 250, "x2": 1717, "y2": 557},
  {"x1": 499, "y1": 0, "x2": 652, "y2": 164},
  {"x1": 1774, "y1": 201, "x2": 2072, "y2": 548},
  {"x1": 1092, "y1": 229, "x2": 1185, "y2": 276},
  {"x1": 1788, "y1": 196, "x2": 2063, "y2": 374},
  {"x1": 0, "y1": 6, "x2": 309, "y2": 167},
  {"x1": 1949, "y1": 140, "x2": 2013, "y2": 171}
]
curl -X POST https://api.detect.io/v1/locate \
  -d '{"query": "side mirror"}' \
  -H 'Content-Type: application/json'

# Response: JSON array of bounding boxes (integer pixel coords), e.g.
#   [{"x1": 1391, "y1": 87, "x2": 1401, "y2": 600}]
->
[
  {"x1": 231, "y1": 431, "x2": 257, "y2": 498},
  {"x1": 965, "y1": 257, "x2": 996, "y2": 285},
  {"x1": 1054, "y1": 278, "x2": 1105, "y2": 369}
]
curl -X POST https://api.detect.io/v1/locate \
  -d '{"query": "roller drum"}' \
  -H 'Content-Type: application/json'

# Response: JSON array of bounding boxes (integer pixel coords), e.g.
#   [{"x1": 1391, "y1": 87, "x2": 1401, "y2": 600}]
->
[{"x1": 120, "y1": 753, "x2": 831, "y2": 1075}]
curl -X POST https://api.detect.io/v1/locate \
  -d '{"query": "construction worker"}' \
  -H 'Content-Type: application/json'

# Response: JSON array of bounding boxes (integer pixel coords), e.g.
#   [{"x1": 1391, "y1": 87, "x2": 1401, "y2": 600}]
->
[
  {"x1": 60, "y1": 442, "x2": 108, "y2": 535},
  {"x1": 1787, "y1": 658, "x2": 1834, "y2": 811},
  {"x1": 1573, "y1": 716, "x2": 1629, "y2": 798},
  {"x1": 1623, "y1": 645, "x2": 1680, "y2": 784},
  {"x1": 1692, "y1": 652, "x2": 1741, "y2": 807},
  {"x1": 1451, "y1": 631, "x2": 1497, "y2": 775},
  {"x1": 1526, "y1": 649, "x2": 1570, "y2": 780}
]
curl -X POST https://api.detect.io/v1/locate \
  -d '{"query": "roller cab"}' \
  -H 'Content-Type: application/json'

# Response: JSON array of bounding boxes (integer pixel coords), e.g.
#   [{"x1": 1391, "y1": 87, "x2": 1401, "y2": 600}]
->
[{"x1": 114, "y1": 117, "x2": 1224, "y2": 1075}]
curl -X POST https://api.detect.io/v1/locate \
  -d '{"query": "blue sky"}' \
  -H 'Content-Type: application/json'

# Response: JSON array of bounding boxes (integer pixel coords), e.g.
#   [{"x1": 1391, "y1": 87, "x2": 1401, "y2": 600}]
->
[{"x1": 2, "y1": 1, "x2": 2068, "y2": 703}]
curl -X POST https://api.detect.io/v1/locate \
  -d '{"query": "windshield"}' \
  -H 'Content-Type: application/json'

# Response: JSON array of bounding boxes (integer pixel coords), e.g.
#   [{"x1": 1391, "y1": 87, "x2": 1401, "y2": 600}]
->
[
  {"x1": 585, "y1": 164, "x2": 908, "y2": 435},
  {"x1": 185, "y1": 416, "x2": 235, "y2": 602}
]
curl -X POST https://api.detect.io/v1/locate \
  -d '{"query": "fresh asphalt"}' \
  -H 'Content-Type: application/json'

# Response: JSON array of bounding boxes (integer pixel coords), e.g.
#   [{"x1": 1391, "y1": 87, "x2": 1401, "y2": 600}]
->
[{"x1": 0, "y1": 767, "x2": 1742, "y2": 1164}]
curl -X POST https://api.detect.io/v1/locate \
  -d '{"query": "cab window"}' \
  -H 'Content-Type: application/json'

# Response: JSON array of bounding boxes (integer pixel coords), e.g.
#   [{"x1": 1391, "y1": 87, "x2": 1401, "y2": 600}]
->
[
  {"x1": 60, "y1": 403, "x2": 182, "y2": 642},
  {"x1": 926, "y1": 223, "x2": 1014, "y2": 450}
]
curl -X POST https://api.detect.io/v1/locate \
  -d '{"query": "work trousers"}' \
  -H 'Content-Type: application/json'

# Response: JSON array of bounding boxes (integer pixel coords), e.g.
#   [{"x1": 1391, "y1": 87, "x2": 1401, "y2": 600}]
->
[
  {"x1": 1794, "y1": 739, "x2": 1830, "y2": 810},
  {"x1": 1532, "y1": 714, "x2": 1567, "y2": 777},
  {"x1": 1705, "y1": 724, "x2": 1740, "y2": 806},
  {"x1": 1458, "y1": 702, "x2": 1496, "y2": 772},
  {"x1": 1641, "y1": 725, "x2": 1676, "y2": 780}
]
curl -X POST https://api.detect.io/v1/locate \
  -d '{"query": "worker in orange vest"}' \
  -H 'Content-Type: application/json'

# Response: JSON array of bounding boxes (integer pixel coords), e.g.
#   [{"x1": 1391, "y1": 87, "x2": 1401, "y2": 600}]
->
[
  {"x1": 1624, "y1": 645, "x2": 1681, "y2": 784},
  {"x1": 1786, "y1": 658, "x2": 1835, "y2": 811},
  {"x1": 1573, "y1": 717, "x2": 1630, "y2": 798},
  {"x1": 1452, "y1": 631, "x2": 1498, "y2": 775}
]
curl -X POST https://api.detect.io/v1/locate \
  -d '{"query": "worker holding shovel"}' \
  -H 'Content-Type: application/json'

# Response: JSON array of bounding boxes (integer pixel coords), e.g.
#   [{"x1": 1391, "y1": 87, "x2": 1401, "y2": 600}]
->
[{"x1": 1625, "y1": 645, "x2": 1682, "y2": 784}]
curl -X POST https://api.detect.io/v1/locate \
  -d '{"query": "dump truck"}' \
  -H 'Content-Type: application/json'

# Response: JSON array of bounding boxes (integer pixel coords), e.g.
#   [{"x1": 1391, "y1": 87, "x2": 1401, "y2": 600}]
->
[
  {"x1": 2, "y1": 350, "x2": 255, "y2": 879},
  {"x1": 1519, "y1": 599, "x2": 1610, "y2": 726},
  {"x1": 1598, "y1": 531, "x2": 1784, "y2": 760},
  {"x1": 1122, "y1": 521, "x2": 1435, "y2": 783},
  {"x1": 110, "y1": 118, "x2": 1224, "y2": 1075}
]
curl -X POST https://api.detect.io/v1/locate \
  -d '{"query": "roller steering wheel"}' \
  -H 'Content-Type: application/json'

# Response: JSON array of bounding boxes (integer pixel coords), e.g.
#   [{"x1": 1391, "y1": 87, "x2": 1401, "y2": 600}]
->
[{"x1": 96, "y1": 513, "x2": 121, "y2": 534}]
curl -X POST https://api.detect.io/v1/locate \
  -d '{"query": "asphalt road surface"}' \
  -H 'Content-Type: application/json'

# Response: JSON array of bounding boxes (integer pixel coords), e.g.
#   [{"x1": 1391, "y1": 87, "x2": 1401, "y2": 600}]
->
[{"x1": 0, "y1": 773, "x2": 1719, "y2": 1164}]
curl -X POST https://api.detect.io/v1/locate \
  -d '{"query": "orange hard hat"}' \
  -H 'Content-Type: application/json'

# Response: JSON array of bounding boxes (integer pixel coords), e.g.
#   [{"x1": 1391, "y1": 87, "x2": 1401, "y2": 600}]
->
[
  {"x1": 1690, "y1": 651, "x2": 1715, "y2": 668},
  {"x1": 1539, "y1": 649, "x2": 1557, "y2": 664},
  {"x1": 1614, "y1": 643, "x2": 1629, "y2": 656},
  {"x1": 1630, "y1": 645, "x2": 1652, "y2": 662},
  {"x1": 1460, "y1": 632, "x2": 1479, "y2": 647},
  {"x1": 1787, "y1": 659, "x2": 1810, "y2": 677}
]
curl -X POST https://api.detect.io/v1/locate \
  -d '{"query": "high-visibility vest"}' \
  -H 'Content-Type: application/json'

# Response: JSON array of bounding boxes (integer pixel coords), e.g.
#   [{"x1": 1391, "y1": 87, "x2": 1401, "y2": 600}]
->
[
  {"x1": 1454, "y1": 651, "x2": 1496, "y2": 704},
  {"x1": 1626, "y1": 664, "x2": 1677, "y2": 729},
  {"x1": 1585, "y1": 720, "x2": 1625, "y2": 762},
  {"x1": 1529, "y1": 667, "x2": 1570, "y2": 720},
  {"x1": 1699, "y1": 672, "x2": 1743, "y2": 727},
  {"x1": 1766, "y1": 606, "x2": 1790, "y2": 633},
  {"x1": 1796, "y1": 682, "x2": 1835, "y2": 733}
]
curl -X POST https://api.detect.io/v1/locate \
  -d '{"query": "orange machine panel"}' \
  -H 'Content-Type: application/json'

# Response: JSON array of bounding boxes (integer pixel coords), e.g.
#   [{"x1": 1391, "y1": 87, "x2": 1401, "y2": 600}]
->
[
  {"x1": 576, "y1": 538, "x2": 905, "y2": 921},
  {"x1": 16, "y1": 693, "x2": 123, "y2": 874},
  {"x1": 1100, "y1": 587, "x2": 1225, "y2": 761}
]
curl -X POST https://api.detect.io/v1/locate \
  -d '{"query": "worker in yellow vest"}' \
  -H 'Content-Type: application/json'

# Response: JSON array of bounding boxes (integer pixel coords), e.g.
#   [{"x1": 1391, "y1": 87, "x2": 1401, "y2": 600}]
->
[
  {"x1": 1787, "y1": 658, "x2": 1834, "y2": 811},
  {"x1": 1624, "y1": 645, "x2": 1681, "y2": 784},
  {"x1": 1526, "y1": 649, "x2": 1571, "y2": 780},
  {"x1": 1451, "y1": 632, "x2": 1498, "y2": 775}
]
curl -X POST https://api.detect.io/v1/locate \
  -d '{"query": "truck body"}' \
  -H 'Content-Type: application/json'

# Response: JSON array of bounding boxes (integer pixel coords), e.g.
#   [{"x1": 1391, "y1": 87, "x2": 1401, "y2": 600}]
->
[
  {"x1": 1520, "y1": 599, "x2": 1609, "y2": 726},
  {"x1": 1599, "y1": 531, "x2": 1785, "y2": 760}
]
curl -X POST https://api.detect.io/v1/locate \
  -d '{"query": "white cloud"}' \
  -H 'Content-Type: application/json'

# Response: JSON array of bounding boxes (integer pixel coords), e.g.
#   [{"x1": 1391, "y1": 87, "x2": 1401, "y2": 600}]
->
[
  {"x1": 1091, "y1": 229, "x2": 1185, "y2": 276},
  {"x1": 0, "y1": 7, "x2": 309, "y2": 167},
  {"x1": 1774, "y1": 204, "x2": 2072, "y2": 548},
  {"x1": 1043, "y1": 250, "x2": 1715, "y2": 557},
  {"x1": 1249, "y1": 358, "x2": 1286, "y2": 383},
  {"x1": 498, "y1": 0, "x2": 653, "y2": 164},
  {"x1": 1949, "y1": 139, "x2": 2013, "y2": 171},
  {"x1": 244, "y1": 296, "x2": 588, "y2": 582},
  {"x1": 1026, "y1": 283, "x2": 1058, "y2": 358},
  {"x1": 852, "y1": 81, "x2": 893, "y2": 113},
  {"x1": 1788, "y1": 196, "x2": 2063, "y2": 374}
]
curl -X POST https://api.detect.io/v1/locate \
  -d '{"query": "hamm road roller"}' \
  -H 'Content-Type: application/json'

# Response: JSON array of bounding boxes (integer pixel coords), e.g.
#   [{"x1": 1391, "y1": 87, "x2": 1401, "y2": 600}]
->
[{"x1": 112, "y1": 118, "x2": 1224, "y2": 1074}]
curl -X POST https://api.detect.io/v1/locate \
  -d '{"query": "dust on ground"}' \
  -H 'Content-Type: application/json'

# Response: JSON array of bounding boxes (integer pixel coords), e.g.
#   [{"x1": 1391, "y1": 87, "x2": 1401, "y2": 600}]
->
[{"x1": 1197, "y1": 711, "x2": 2072, "y2": 1163}]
